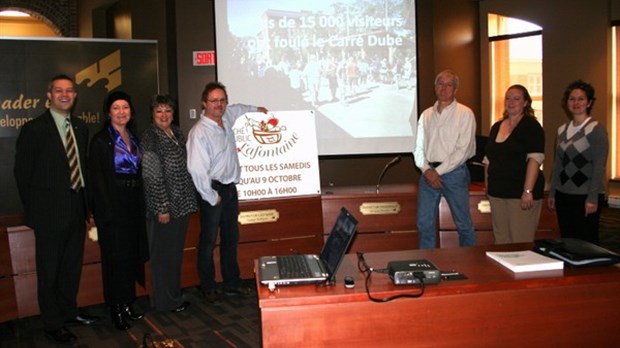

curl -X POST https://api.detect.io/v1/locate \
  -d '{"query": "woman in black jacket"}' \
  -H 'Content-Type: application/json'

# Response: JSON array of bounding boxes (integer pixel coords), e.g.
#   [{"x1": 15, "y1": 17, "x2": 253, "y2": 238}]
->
[{"x1": 88, "y1": 90, "x2": 148, "y2": 330}]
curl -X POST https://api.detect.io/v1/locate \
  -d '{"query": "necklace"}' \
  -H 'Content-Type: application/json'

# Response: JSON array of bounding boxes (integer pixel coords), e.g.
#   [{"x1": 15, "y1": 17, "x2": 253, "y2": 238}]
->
[{"x1": 163, "y1": 129, "x2": 179, "y2": 146}]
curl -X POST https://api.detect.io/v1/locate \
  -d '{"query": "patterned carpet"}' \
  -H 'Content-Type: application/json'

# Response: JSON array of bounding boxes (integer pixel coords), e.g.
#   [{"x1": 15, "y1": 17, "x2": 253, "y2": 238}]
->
[
  {"x1": 1, "y1": 208, "x2": 618, "y2": 347},
  {"x1": 0, "y1": 281, "x2": 261, "y2": 348}
]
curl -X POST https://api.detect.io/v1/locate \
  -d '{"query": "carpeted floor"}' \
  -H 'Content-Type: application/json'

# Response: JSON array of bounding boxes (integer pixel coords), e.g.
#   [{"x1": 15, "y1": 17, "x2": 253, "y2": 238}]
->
[
  {"x1": 1, "y1": 207, "x2": 618, "y2": 348},
  {"x1": 0, "y1": 281, "x2": 261, "y2": 348}
]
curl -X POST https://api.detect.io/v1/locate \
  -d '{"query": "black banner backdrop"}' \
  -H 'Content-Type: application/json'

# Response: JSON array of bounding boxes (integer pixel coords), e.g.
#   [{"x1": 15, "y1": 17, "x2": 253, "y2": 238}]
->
[{"x1": 0, "y1": 37, "x2": 158, "y2": 215}]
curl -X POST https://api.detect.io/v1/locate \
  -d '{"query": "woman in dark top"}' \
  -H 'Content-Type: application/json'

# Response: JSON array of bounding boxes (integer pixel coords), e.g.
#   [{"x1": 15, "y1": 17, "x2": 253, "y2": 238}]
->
[
  {"x1": 141, "y1": 95, "x2": 198, "y2": 312},
  {"x1": 484, "y1": 84, "x2": 545, "y2": 244},
  {"x1": 89, "y1": 91, "x2": 148, "y2": 330}
]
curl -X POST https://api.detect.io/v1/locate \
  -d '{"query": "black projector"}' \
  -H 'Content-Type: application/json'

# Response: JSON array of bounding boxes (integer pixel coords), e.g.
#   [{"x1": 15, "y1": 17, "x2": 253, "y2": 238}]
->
[{"x1": 388, "y1": 259, "x2": 441, "y2": 285}]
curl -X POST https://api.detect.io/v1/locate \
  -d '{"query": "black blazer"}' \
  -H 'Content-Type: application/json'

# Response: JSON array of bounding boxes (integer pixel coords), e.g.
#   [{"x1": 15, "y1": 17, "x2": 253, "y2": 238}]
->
[
  {"x1": 88, "y1": 126, "x2": 146, "y2": 225},
  {"x1": 14, "y1": 110, "x2": 89, "y2": 230},
  {"x1": 88, "y1": 126, "x2": 149, "y2": 285}
]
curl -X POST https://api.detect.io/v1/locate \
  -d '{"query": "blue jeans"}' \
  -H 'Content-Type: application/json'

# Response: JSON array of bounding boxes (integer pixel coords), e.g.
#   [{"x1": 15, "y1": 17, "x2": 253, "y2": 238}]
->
[
  {"x1": 417, "y1": 164, "x2": 476, "y2": 249},
  {"x1": 197, "y1": 183, "x2": 241, "y2": 291}
]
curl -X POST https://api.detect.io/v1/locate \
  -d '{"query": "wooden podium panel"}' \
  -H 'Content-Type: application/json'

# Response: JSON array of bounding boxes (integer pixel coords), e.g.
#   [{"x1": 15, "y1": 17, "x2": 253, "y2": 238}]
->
[
  {"x1": 346, "y1": 231, "x2": 418, "y2": 254},
  {"x1": 439, "y1": 183, "x2": 560, "y2": 248},
  {"x1": 13, "y1": 263, "x2": 104, "y2": 318},
  {"x1": 0, "y1": 277, "x2": 17, "y2": 322},
  {"x1": 0, "y1": 217, "x2": 19, "y2": 321},
  {"x1": 7, "y1": 225, "x2": 101, "y2": 275},
  {"x1": 236, "y1": 195, "x2": 324, "y2": 278},
  {"x1": 7, "y1": 225, "x2": 36, "y2": 274},
  {"x1": 181, "y1": 195, "x2": 325, "y2": 285},
  {"x1": 239, "y1": 195, "x2": 324, "y2": 242},
  {"x1": 0, "y1": 220, "x2": 14, "y2": 276},
  {"x1": 0, "y1": 194, "x2": 322, "y2": 321},
  {"x1": 3, "y1": 217, "x2": 106, "y2": 319},
  {"x1": 321, "y1": 184, "x2": 418, "y2": 253},
  {"x1": 0, "y1": 219, "x2": 17, "y2": 322},
  {"x1": 438, "y1": 183, "x2": 493, "y2": 232}
]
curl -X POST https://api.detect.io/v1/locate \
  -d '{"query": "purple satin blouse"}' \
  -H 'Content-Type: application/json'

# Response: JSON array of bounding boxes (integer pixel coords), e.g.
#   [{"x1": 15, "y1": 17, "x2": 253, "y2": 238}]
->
[{"x1": 108, "y1": 125, "x2": 141, "y2": 174}]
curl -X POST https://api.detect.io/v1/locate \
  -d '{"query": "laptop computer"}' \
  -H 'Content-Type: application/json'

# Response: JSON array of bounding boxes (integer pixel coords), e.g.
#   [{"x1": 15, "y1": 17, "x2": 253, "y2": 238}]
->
[{"x1": 258, "y1": 207, "x2": 358, "y2": 291}]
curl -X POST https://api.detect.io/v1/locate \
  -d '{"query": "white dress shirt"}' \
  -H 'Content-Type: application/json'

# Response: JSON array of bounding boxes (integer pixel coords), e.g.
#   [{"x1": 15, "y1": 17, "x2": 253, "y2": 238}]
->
[
  {"x1": 186, "y1": 103, "x2": 257, "y2": 205},
  {"x1": 413, "y1": 99, "x2": 476, "y2": 176}
]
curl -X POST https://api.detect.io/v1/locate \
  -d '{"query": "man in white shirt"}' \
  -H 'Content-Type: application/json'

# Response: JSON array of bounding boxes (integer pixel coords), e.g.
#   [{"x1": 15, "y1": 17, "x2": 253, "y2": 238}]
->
[
  {"x1": 186, "y1": 81, "x2": 268, "y2": 302},
  {"x1": 413, "y1": 70, "x2": 477, "y2": 248}
]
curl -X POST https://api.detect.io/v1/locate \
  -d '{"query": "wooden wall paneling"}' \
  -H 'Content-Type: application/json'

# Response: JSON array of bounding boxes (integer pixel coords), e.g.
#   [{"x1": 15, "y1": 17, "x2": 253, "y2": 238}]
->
[
  {"x1": 438, "y1": 185, "x2": 560, "y2": 248},
  {"x1": 321, "y1": 184, "x2": 418, "y2": 253},
  {"x1": 0, "y1": 224, "x2": 18, "y2": 322},
  {"x1": 181, "y1": 196, "x2": 325, "y2": 285},
  {"x1": 12, "y1": 272, "x2": 37, "y2": 318},
  {"x1": 7, "y1": 225, "x2": 35, "y2": 274},
  {"x1": 0, "y1": 276, "x2": 17, "y2": 322},
  {"x1": 239, "y1": 195, "x2": 324, "y2": 242},
  {"x1": 76, "y1": 263, "x2": 105, "y2": 308},
  {"x1": 0, "y1": 227, "x2": 13, "y2": 276},
  {"x1": 180, "y1": 247, "x2": 199, "y2": 289},
  {"x1": 346, "y1": 231, "x2": 418, "y2": 254}
]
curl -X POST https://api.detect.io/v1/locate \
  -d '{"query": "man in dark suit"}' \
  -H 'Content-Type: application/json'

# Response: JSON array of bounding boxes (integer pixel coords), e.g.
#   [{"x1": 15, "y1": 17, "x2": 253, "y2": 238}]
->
[{"x1": 14, "y1": 74, "x2": 99, "y2": 343}]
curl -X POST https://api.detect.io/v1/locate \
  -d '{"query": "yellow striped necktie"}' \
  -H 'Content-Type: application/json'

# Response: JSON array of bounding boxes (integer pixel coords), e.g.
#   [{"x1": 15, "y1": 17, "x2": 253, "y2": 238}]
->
[{"x1": 65, "y1": 119, "x2": 82, "y2": 191}]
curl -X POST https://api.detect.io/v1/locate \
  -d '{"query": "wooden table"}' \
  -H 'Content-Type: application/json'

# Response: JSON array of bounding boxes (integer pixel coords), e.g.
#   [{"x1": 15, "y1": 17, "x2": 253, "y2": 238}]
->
[{"x1": 256, "y1": 244, "x2": 620, "y2": 347}]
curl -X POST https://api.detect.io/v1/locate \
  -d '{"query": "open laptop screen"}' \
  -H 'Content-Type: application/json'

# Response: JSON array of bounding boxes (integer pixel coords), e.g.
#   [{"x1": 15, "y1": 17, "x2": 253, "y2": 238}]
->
[{"x1": 320, "y1": 207, "x2": 358, "y2": 280}]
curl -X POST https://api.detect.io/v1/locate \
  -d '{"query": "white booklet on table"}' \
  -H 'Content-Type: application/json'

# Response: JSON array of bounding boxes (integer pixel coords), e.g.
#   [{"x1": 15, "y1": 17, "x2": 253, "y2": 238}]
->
[{"x1": 486, "y1": 250, "x2": 564, "y2": 273}]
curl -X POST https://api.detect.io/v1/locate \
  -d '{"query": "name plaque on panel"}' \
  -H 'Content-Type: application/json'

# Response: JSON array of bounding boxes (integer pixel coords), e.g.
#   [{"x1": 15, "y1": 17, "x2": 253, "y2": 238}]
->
[
  {"x1": 359, "y1": 202, "x2": 401, "y2": 215},
  {"x1": 238, "y1": 209, "x2": 280, "y2": 225}
]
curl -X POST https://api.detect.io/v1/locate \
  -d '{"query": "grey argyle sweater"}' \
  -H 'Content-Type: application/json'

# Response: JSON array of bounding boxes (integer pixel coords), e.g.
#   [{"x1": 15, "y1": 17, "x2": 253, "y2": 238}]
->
[{"x1": 549, "y1": 118, "x2": 608, "y2": 203}]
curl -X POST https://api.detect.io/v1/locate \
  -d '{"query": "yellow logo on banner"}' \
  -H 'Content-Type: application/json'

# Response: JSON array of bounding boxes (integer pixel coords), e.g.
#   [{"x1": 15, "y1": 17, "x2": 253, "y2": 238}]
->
[{"x1": 75, "y1": 50, "x2": 122, "y2": 91}]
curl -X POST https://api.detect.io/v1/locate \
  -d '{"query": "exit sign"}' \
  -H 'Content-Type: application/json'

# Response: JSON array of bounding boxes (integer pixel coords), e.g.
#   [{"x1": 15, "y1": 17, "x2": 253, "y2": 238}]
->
[{"x1": 193, "y1": 51, "x2": 216, "y2": 66}]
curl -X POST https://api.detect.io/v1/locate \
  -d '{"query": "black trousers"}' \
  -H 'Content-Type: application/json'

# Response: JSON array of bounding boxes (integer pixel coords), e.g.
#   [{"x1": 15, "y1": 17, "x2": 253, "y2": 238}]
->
[
  {"x1": 555, "y1": 191, "x2": 605, "y2": 245},
  {"x1": 98, "y1": 185, "x2": 143, "y2": 305},
  {"x1": 34, "y1": 190, "x2": 85, "y2": 330}
]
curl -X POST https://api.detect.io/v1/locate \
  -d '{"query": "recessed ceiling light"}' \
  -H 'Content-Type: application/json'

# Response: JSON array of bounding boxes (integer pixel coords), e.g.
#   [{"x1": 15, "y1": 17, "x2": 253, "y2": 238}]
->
[{"x1": 0, "y1": 10, "x2": 30, "y2": 17}]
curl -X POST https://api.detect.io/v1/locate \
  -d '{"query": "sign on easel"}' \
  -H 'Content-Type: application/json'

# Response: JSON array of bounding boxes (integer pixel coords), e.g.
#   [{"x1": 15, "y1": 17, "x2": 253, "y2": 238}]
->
[{"x1": 233, "y1": 110, "x2": 320, "y2": 200}]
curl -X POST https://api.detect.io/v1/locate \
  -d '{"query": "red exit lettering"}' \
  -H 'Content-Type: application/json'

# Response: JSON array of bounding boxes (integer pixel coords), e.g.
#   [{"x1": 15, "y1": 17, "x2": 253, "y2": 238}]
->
[{"x1": 193, "y1": 51, "x2": 216, "y2": 66}]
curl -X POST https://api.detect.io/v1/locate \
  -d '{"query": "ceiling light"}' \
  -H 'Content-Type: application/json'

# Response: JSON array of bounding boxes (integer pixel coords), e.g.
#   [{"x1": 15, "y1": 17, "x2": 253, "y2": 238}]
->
[{"x1": 0, "y1": 10, "x2": 30, "y2": 17}]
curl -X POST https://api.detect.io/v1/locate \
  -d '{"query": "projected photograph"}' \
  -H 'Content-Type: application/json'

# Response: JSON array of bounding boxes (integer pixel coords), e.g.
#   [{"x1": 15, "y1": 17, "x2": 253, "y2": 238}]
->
[{"x1": 215, "y1": 0, "x2": 418, "y2": 155}]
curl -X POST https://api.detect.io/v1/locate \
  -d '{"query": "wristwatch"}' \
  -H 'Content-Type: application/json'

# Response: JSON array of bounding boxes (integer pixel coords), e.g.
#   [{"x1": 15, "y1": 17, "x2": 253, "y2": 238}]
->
[{"x1": 523, "y1": 189, "x2": 532, "y2": 194}]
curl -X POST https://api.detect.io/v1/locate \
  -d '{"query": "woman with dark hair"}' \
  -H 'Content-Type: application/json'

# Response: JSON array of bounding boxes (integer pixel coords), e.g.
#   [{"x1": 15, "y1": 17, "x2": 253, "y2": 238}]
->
[
  {"x1": 484, "y1": 84, "x2": 545, "y2": 243},
  {"x1": 89, "y1": 90, "x2": 148, "y2": 330},
  {"x1": 141, "y1": 94, "x2": 197, "y2": 313},
  {"x1": 548, "y1": 80, "x2": 608, "y2": 244}
]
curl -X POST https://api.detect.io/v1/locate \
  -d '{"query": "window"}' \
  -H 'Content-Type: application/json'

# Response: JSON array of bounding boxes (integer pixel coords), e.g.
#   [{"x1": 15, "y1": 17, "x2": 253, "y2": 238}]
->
[
  {"x1": 488, "y1": 14, "x2": 543, "y2": 126},
  {"x1": 612, "y1": 25, "x2": 619, "y2": 178}
]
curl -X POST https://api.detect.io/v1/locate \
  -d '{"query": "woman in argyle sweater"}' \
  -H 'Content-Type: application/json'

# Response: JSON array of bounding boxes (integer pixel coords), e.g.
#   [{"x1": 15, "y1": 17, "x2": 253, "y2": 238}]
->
[{"x1": 548, "y1": 80, "x2": 609, "y2": 244}]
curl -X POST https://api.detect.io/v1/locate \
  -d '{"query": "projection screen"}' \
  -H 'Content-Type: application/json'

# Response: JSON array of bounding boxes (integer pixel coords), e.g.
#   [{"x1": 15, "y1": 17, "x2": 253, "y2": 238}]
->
[{"x1": 214, "y1": 0, "x2": 418, "y2": 155}]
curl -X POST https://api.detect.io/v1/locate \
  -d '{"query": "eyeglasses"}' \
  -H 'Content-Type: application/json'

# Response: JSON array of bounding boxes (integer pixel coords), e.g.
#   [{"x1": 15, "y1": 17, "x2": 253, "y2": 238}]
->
[{"x1": 207, "y1": 98, "x2": 227, "y2": 104}]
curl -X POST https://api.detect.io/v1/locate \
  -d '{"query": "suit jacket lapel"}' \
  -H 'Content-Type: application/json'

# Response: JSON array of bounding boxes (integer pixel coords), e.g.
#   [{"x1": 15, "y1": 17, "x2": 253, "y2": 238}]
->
[{"x1": 43, "y1": 110, "x2": 70, "y2": 166}]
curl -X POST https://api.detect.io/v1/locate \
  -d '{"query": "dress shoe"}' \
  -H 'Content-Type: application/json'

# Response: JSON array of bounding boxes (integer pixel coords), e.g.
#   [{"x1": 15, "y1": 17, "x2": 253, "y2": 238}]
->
[
  {"x1": 65, "y1": 313, "x2": 100, "y2": 326},
  {"x1": 110, "y1": 305, "x2": 131, "y2": 331},
  {"x1": 120, "y1": 303, "x2": 144, "y2": 321},
  {"x1": 202, "y1": 289, "x2": 222, "y2": 303},
  {"x1": 170, "y1": 301, "x2": 190, "y2": 313},
  {"x1": 223, "y1": 286, "x2": 253, "y2": 296},
  {"x1": 45, "y1": 327, "x2": 77, "y2": 343}
]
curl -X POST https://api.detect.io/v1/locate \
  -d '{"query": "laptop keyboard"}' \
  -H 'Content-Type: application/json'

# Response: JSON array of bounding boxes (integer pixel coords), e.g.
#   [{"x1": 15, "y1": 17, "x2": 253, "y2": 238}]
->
[{"x1": 277, "y1": 255, "x2": 312, "y2": 278}]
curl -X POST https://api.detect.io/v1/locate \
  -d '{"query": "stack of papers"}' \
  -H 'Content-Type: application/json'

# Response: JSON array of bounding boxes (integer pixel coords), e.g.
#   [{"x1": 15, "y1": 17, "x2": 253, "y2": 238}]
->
[{"x1": 486, "y1": 250, "x2": 564, "y2": 273}]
